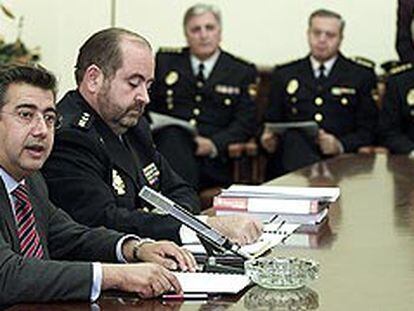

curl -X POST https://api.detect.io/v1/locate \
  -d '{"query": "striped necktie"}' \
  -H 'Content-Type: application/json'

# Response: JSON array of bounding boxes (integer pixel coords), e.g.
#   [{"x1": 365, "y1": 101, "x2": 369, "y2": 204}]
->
[{"x1": 12, "y1": 184, "x2": 44, "y2": 258}]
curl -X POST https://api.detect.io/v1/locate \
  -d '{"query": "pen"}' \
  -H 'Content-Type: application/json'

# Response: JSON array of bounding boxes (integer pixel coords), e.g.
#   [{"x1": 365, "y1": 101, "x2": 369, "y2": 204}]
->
[{"x1": 161, "y1": 293, "x2": 208, "y2": 300}]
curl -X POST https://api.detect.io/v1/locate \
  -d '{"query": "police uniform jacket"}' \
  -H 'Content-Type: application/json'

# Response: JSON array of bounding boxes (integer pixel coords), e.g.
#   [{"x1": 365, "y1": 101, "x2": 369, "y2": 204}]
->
[
  {"x1": 0, "y1": 172, "x2": 122, "y2": 305},
  {"x1": 265, "y1": 54, "x2": 378, "y2": 152},
  {"x1": 149, "y1": 47, "x2": 258, "y2": 155},
  {"x1": 42, "y1": 91, "x2": 200, "y2": 243},
  {"x1": 379, "y1": 65, "x2": 414, "y2": 153},
  {"x1": 396, "y1": 0, "x2": 414, "y2": 62}
]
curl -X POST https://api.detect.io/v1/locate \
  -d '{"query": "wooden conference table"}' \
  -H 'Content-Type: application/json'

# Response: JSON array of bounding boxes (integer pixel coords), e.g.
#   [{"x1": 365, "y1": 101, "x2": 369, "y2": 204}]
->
[{"x1": 7, "y1": 154, "x2": 414, "y2": 310}]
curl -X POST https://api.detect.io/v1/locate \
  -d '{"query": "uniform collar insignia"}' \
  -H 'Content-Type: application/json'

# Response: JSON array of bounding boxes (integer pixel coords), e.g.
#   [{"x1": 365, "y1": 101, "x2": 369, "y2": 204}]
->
[{"x1": 75, "y1": 111, "x2": 94, "y2": 130}]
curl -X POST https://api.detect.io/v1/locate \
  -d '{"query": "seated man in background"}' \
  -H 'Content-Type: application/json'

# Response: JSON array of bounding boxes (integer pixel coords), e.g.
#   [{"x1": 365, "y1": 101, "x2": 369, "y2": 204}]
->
[
  {"x1": 396, "y1": 0, "x2": 414, "y2": 63},
  {"x1": 149, "y1": 3, "x2": 258, "y2": 190},
  {"x1": 261, "y1": 9, "x2": 378, "y2": 175},
  {"x1": 378, "y1": 63, "x2": 414, "y2": 155},
  {"x1": 0, "y1": 65, "x2": 197, "y2": 306},
  {"x1": 42, "y1": 28, "x2": 262, "y2": 246}
]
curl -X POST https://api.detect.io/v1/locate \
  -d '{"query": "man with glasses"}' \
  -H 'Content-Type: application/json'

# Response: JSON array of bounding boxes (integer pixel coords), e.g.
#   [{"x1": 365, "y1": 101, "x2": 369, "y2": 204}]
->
[
  {"x1": 0, "y1": 65, "x2": 199, "y2": 306},
  {"x1": 42, "y1": 28, "x2": 262, "y2": 246},
  {"x1": 260, "y1": 9, "x2": 378, "y2": 176}
]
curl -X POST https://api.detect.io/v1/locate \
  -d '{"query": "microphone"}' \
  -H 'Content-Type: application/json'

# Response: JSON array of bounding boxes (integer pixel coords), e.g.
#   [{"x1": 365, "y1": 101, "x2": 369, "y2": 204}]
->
[{"x1": 138, "y1": 186, "x2": 251, "y2": 260}]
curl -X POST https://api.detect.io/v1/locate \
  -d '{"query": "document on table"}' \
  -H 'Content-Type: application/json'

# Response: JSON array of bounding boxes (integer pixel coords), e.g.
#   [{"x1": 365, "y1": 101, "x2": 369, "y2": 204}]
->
[
  {"x1": 173, "y1": 272, "x2": 250, "y2": 294},
  {"x1": 184, "y1": 222, "x2": 300, "y2": 258}
]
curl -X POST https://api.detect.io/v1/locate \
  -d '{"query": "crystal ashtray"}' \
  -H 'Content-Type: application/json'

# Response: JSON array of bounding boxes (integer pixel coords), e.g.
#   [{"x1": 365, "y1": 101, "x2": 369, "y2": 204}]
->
[{"x1": 245, "y1": 256, "x2": 319, "y2": 289}]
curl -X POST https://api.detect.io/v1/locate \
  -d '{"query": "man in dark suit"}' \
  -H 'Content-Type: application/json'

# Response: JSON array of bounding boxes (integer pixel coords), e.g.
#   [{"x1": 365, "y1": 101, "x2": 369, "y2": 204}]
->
[
  {"x1": 0, "y1": 65, "x2": 198, "y2": 306},
  {"x1": 396, "y1": 0, "x2": 414, "y2": 62},
  {"x1": 378, "y1": 63, "x2": 414, "y2": 154},
  {"x1": 261, "y1": 9, "x2": 378, "y2": 174},
  {"x1": 149, "y1": 3, "x2": 258, "y2": 190},
  {"x1": 42, "y1": 28, "x2": 262, "y2": 246}
]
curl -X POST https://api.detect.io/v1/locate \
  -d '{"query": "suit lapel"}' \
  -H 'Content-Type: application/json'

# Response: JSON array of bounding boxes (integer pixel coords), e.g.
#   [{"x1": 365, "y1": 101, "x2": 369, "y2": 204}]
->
[
  {"x1": 324, "y1": 54, "x2": 347, "y2": 89},
  {"x1": 298, "y1": 57, "x2": 318, "y2": 91},
  {"x1": 94, "y1": 120, "x2": 140, "y2": 186},
  {"x1": 0, "y1": 178, "x2": 20, "y2": 252},
  {"x1": 179, "y1": 49, "x2": 198, "y2": 92},
  {"x1": 204, "y1": 52, "x2": 235, "y2": 90}
]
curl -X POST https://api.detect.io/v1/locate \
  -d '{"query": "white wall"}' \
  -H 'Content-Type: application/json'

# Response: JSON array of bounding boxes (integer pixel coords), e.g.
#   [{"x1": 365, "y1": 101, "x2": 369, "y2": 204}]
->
[
  {"x1": 0, "y1": 0, "x2": 399, "y2": 97},
  {"x1": 0, "y1": 0, "x2": 111, "y2": 98}
]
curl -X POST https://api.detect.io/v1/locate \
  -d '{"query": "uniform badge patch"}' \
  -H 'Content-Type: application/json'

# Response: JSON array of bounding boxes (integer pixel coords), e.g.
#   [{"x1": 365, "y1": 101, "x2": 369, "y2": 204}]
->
[
  {"x1": 287, "y1": 79, "x2": 299, "y2": 95},
  {"x1": 165, "y1": 71, "x2": 179, "y2": 86},
  {"x1": 142, "y1": 163, "x2": 160, "y2": 186},
  {"x1": 112, "y1": 169, "x2": 126, "y2": 196},
  {"x1": 407, "y1": 89, "x2": 414, "y2": 106},
  {"x1": 248, "y1": 83, "x2": 258, "y2": 99}
]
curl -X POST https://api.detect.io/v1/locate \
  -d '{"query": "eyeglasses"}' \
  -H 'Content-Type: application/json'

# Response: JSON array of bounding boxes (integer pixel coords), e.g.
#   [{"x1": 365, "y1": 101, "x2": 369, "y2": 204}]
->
[{"x1": 0, "y1": 108, "x2": 62, "y2": 130}]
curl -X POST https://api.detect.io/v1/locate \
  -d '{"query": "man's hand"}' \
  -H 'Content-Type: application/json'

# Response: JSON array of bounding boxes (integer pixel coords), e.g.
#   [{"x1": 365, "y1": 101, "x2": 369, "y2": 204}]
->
[
  {"x1": 137, "y1": 241, "x2": 197, "y2": 272},
  {"x1": 206, "y1": 215, "x2": 263, "y2": 245},
  {"x1": 194, "y1": 135, "x2": 216, "y2": 156},
  {"x1": 317, "y1": 129, "x2": 342, "y2": 155},
  {"x1": 102, "y1": 263, "x2": 182, "y2": 298},
  {"x1": 123, "y1": 240, "x2": 196, "y2": 272},
  {"x1": 260, "y1": 129, "x2": 278, "y2": 153}
]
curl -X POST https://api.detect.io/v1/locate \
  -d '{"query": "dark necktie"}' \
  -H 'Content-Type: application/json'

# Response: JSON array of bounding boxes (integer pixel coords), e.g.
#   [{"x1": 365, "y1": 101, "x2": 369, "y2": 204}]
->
[
  {"x1": 12, "y1": 184, "x2": 44, "y2": 258},
  {"x1": 197, "y1": 63, "x2": 205, "y2": 83},
  {"x1": 317, "y1": 64, "x2": 326, "y2": 82}
]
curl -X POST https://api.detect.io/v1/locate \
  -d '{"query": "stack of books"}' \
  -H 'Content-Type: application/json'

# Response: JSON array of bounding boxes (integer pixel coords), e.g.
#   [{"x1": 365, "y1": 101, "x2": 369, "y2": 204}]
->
[{"x1": 213, "y1": 185, "x2": 340, "y2": 230}]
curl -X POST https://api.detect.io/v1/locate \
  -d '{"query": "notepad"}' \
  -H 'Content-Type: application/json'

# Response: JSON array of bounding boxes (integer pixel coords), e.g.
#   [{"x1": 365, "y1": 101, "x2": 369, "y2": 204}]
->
[{"x1": 173, "y1": 272, "x2": 250, "y2": 294}]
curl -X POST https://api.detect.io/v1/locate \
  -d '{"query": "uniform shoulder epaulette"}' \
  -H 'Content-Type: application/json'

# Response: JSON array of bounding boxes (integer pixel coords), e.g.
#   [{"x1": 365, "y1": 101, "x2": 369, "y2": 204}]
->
[
  {"x1": 350, "y1": 56, "x2": 376, "y2": 69},
  {"x1": 231, "y1": 53, "x2": 254, "y2": 66},
  {"x1": 389, "y1": 62, "x2": 413, "y2": 75},
  {"x1": 274, "y1": 57, "x2": 301, "y2": 69},
  {"x1": 158, "y1": 46, "x2": 183, "y2": 54},
  {"x1": 72, "y1": 111, "x2": 94, "y2": 131}
]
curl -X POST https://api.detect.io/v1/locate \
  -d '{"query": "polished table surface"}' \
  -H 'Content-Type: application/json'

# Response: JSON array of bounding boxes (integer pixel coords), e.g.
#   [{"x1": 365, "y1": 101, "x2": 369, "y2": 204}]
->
[{"x1": 7, "y1": 154, "x2": 414, "y2": 310}]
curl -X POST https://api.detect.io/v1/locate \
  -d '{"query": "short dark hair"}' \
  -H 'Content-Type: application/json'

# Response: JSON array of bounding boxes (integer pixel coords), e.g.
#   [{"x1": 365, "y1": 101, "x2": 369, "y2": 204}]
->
[
  {"x1": 309, "y1": 9, "x2": 345, "y2": 34},
  {"x1": 74, "y1": 27, "x2": 152, "y2": 85},
  {"x1": 0, "y1": 64, "x2": 57, "y2": 109}
]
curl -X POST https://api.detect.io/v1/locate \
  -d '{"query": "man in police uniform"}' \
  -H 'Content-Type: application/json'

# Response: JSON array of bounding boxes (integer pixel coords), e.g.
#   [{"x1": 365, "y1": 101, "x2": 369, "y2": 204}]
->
[
  {"x1": 378, "y1": 63, "x2": 414, "y2": 154},
  {"x1": 42, "y1": 28, "x2": 262, "y2": 245},
  {"x1": 396, "y1": 0, "x2": 414, "y2": 62},
  {"x1": 149, "y1": 3, "x2": 258, "y2": 190},
  {"x1": 261, "y1": 9, "x2": 378, "y2": 174}
]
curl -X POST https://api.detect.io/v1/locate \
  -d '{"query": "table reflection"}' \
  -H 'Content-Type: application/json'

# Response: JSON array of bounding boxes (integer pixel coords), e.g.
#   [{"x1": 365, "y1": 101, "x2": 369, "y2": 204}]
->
[{"x1": 243, "y1": 285, "x2": 319, "y2": 310}]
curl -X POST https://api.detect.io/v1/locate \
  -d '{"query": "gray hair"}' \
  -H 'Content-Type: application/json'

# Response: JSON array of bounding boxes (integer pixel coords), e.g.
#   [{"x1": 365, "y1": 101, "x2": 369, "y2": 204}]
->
[
  {"x1": 308, "y1": 9, "x2": 346, "y2": 34},
  {"x1": 183, "y1": 3, "x2": 222, "y2": 28}
]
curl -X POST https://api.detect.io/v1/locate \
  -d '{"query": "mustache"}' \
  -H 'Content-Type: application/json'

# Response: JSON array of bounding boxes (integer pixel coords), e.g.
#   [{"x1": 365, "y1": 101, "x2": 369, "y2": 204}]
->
[{"x1": 25, "y1": 141, "x2": 48, "y2": 150}]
